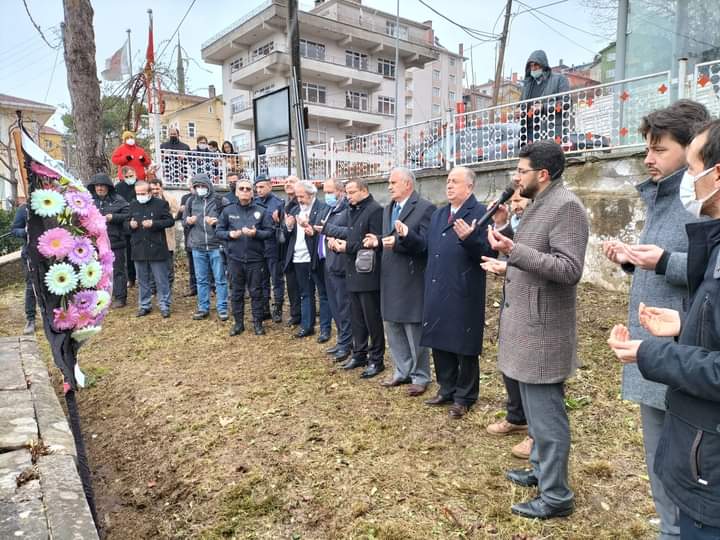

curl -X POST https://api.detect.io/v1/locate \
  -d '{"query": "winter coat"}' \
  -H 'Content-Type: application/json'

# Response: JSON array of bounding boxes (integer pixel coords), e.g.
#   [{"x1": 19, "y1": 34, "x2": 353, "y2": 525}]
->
[
  {"x1": 111, "y1": 142, "x2": 150, "y2": 180},
  {"x1": 160, "y1": 139, "x2": 190, "y2": 151},
  {"x1": 114, "y1": 180, "x2": 136, "y2": 206},
  {"x1": 381, "y1": 191, "x2": 435, "y2": 323},
  {"x1": 216, "y1": 201, "x2": 272, "y2": 263},
  {"x1": 622, "y1": 169, "x2": 698, "y2": 410},
  {"x1": 255, "y1": 192, "x2": 285, "y2": 259},
  {"x1": 343, "y1": 194, "x2": 383, "y2": 293},
  {"x1": 182, "y1": 176, "x2": 226, "y2": 252},
  {"x1": 520, "y1": 50, "x2": 570, "y2": 101},
  {"x1": 88, "y1": 175, "x2": 129, "y2": 250},
  {"x1": 284, "y1": 198, "x2": 328, "y2": 272},
  {"x1": 497, "y1": 179, "x2": 589, "y2": 383},
  {"x1": 124, "y1": 197, "x2": 173, "y2": 261},
  {"x1": 637, "y1": 218, "x2": 720, "y2": 528},
  {"x1": 410, "y1": 195, "x2": 494, "y2": 356},
  {"x1": 322, "y1": 197, "x2": 350, "y2": 276}
]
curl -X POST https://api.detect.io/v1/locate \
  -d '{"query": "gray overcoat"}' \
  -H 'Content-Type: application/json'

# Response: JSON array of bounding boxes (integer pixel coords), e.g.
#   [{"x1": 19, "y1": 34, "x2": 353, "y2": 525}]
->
[{"x1": 497, "y1": 179, "x2": 589, "y2": 384}]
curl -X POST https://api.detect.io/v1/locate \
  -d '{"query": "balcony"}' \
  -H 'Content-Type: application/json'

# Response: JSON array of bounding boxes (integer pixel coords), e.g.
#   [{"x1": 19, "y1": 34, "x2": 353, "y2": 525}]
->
[
  {"x1": 301, "y1": 55, "x2": 384, "y2": 88},
  {"x1": 232, "y1": 104, "x2": 254, "y2": 129},
  {"x1": 307, "y1": 103, "x2": 387, "y2": 128},
  {"x1": 230, "y1": 50, "x2": 291, "y2": 90}
]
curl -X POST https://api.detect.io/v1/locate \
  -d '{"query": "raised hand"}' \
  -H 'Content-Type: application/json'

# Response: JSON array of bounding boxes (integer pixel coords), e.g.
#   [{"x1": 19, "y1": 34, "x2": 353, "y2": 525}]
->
[{"x1": 639, "y1": 303, "x2": 681, "y2": 337}]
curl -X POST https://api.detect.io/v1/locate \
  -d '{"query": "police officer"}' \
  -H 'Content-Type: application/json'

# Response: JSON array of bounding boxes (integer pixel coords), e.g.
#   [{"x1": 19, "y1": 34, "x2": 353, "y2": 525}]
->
[
  {"x1": 254, "y1": 174, "x2": 286, "y2": 323},
  {"x1": 217, "y1": 178, "x2": 273, "y2": 336}
]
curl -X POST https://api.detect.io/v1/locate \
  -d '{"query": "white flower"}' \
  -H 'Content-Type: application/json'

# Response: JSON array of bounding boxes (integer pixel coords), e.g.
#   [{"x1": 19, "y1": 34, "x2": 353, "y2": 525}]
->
[{"x1": 71, "y1": 325, "x2": 102, "y2": 343}]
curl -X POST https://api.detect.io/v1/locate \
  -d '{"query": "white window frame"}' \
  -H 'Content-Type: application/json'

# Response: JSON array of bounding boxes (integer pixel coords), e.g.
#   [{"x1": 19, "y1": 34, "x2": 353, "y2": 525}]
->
[
  {"x1": 432, "y1": 86, "x2": 440, "y2": 97},
  {"x1": 251, "y1": 42, "x2": 274, "y2": 61},
  {"x1": 230, "y1": 57, "x2": 244, "y2": 72},
  {"x1": 187, "y1": 122, "x2": 196, "y2": 139},
  {"x1": 302, "y1": 82, "x2": 327, "y2": 104},
  {"x1": 432, "y1": 104, "x2": 441, "y2": 115},
  {"x1": 299, "y1": 39, "x2": 325, "y2": 61},
  {"x1": 449, "y1": 91, "x2": 456, "y2": 103},
  {"x1": 161, "y1": 125, "x2": 168, "y2": 140},
  {"x1": 345, "y1": 90, "x2": 368, "y2": 111},
  {"x1": 345, "y1": 50, "x2": 369, "y2": 71},
  {"x1": 433, "y1": 69, "x2": 441, "y2": 81},
  {"x1": 385, "y1": 20, "x2": 408, "y2": 39},
  {"x1": 377, "y1": 96, "x2": 395, "y2": 115},
  {"x1": 377, "y1": 58, "x2": 396, "y2": 78}
]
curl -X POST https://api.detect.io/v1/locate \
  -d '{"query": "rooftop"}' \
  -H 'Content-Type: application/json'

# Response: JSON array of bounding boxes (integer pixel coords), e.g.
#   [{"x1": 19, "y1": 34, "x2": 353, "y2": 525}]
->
[{"x1": 0, "y1": 93, "x2": 56, "y2": 113}]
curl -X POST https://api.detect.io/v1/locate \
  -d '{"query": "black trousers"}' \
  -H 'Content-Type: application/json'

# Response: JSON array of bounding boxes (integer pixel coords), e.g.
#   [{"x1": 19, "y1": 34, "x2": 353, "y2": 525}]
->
[
  {"x1": 349, "y1": 290, "x2": 384, "y2": 364},
  {"x1": 284, "y1": 266, "x2": 301, "y2": 322},
  {"x1": 125, "y1": 239, "x2": 136, "y2": 283},
  {"x1": 186, "y1": 248, "x2": 197, "y2": 293},
  {"x1": 431, "y1": 349, "x2": 479, "y2": 407},
  {"x1": 229, "y1": 259, "x2": 265, "y2": 323},
  {"x1": 112, "y1": 247, "x2": 127, "y2": 301},
  {"x1": 21, "y1": 257, "x2": 36, "y2": 322},
  {"x1": 263, "y1": 256, "x2": 285, "y2": 307},
  {"x1": 503, "y1": 373, "x2": 526, "y2": 425}
]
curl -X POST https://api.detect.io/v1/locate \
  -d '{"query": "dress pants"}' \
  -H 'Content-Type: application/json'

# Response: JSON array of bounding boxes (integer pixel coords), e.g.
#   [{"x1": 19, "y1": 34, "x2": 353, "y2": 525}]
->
[
  {"x1": 385, "y1": 321, "x2": 430, "y2": 385},
  {"x1": 312, "y1": 260, "x2": 331, "y2": 335},
  {"x1": 125, "y1": 239, "x2": 136, "y2": 283},
  {"x1": 519, "y1": 381, "x2": 574, "y2": 509},
  {"x1": 111, "y1": 247, "x2": 128, "y2": 302},
  {"x1": 503, "y1": 374, "x2": 526, "y2": 425},
  {"x1": 640, "y1": 404, "x2": 680, "y2": 539},
  {"x1": 324, "y1": 268, "x2": 352, "y2": 352},
  {"x1": 263, "y1": 256, "x2": 285, "y2": 308},
  {"x1": 229, "y1": 259, "x2": 265, "y2": 323},
  {"x1": 135, "y1": 259, "x2": 171, "y2": 311},
  {"x1": 349, "y1": 290, "x2": 384, "y2": 364},
  {"x1": 284, "y1": 265, "x2": 301, "y2": 322},
  {"x1": 431, "y1": 349, "x2": 479, "y2": 406}
]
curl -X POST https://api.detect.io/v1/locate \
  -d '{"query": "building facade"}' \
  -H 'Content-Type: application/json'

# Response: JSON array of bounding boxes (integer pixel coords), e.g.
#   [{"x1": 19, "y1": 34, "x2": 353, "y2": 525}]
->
[
  {"x1": 39, "y1": 126, "x2": 65, "y2": 162},
  {"x1": 160, "y1": 89, "x2": 225, "y2": 148},
  {"x1": 201, "y1": 0, "x2": 464, "y2": 152}
]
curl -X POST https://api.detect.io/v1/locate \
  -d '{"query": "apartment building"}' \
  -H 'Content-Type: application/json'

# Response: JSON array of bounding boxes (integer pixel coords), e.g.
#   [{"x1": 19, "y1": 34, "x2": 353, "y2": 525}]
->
[
  {"x1": 201, "y1": 0, "x2": 464, "y2": 151},
  {"x1": 160, "y1": 88, "x2": 224, "y2": 147}
]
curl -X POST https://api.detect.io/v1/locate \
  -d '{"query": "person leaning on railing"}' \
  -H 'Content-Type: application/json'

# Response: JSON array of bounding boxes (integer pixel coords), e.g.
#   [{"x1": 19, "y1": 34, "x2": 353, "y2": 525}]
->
[{"x1": 160, "y1": 127, "x2": 191, "y2": 187}]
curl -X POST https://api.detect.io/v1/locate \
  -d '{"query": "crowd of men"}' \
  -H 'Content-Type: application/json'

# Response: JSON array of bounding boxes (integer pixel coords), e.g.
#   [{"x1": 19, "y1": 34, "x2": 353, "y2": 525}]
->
[{"x1": 12, "y1": 96, "x2": 720, "y2": 532}]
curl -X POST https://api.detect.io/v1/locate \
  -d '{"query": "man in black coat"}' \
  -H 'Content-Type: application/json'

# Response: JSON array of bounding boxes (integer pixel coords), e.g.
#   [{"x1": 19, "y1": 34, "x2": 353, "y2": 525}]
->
[
  {"x1": 255, "y1": 175, "x2": 286, "y2": 323},
  {"x1": 217, "y1": 178, "x2": 273, "y2": 336},
  {"x1": 88, "y1": 173, "x2": 129, "y2": 308},
  {"x1": 114, "y1": 168, "x2": 137, "y2": 287},
  {"x1": 11, "y1": 199, "x2": 36, "y2": 334},
  {"x1": 363, "y1": 168, "x2": 435, "y2": 395},
  {"x1": 283, "y1": 180, "x2": 330, "y2": 339},
  {"x1": 408, "y1": 167, "x2": 494, "y2": 418},
  {"x1": 160, "y1": 127, "x2": 191, "y2": 186},
  {"x1": 332, "y1": 178, "x2": 385, "y2": 378},
  {"x1": 125, "y1": 181, "x2": 174, "y2": 318},
  {"x1": 609, "y1": 119, "x2": 720, "y2": 537}
]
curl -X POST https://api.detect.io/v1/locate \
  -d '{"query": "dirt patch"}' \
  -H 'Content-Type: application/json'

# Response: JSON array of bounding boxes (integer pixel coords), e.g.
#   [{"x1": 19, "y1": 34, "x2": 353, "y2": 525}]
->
[{"x1": 1, "y1": 261, "x2": 655, "y2": 539}]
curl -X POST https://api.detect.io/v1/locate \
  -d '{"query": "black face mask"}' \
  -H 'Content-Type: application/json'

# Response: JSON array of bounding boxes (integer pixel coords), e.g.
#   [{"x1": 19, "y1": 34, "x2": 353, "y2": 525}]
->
[{"x1": 170, "y1": 136, "x2": 179, "y2": 144}]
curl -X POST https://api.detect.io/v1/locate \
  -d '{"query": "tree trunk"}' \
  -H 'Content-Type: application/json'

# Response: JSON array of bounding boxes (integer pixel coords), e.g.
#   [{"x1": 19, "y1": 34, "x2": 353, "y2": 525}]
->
[{"x1": 62, "y1": 0, "x2": 107, "y2": 181}]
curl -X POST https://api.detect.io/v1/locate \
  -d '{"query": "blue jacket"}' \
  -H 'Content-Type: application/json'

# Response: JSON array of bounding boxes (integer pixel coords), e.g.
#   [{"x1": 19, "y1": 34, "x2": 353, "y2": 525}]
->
[
  {"x1": 637, "y1": 219, "x2": 720, "y2": 528},
  {"x1": 11, "y1": 204, "x2": 28, "y2": 258},
  {"x1": 216, "y1": 201, "x2": 272, "y2": 263},
  {"x1": 255, "y1": 192, "x2": 285, "y2": 258}
]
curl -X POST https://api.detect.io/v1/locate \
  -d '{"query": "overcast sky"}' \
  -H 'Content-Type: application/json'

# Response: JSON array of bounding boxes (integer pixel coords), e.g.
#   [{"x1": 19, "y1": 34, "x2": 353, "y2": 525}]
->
[{"x1": 0, "y1": 0, "x2": 613, "y2": 132}]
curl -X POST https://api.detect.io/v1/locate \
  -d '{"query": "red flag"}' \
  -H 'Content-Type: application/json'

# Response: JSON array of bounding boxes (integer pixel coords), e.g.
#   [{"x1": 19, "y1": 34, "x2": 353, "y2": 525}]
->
[{"x1": 145, "y1": 13, "x2": 154, "y2": 68}]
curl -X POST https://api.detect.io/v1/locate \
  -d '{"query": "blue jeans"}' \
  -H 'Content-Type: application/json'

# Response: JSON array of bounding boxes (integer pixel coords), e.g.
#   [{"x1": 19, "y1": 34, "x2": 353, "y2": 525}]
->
[
  {"x1": 679, "y1": 511, "x2": 720, "y2": 539},
  {"x1": 192, "y1": 249, "x2": 228, "y2": 315},
  {"x1": 135, "y1": 260, "x2": 171, "y2": 311}
]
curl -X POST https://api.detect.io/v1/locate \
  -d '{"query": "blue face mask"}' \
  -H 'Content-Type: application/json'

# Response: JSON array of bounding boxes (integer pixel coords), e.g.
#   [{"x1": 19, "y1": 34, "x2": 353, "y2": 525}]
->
[
  {"x1": 530, "y1": 69, "x2": 543, "y2": 79},
  {"x1": 325, "y1": 194, "x2": 337, "y2": 206}
]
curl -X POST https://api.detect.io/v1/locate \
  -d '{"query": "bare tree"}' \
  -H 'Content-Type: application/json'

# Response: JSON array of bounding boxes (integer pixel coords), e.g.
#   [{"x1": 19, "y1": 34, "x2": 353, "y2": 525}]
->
[{"x1": 62, "y1": 0, "x2": 106, "y2": 181}]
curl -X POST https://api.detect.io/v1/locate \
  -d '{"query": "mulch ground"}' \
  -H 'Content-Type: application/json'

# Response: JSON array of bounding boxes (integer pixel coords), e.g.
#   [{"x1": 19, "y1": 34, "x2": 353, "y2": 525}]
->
[{"x1": 0, "y1": 258, "x2": 656, "y2": 539}]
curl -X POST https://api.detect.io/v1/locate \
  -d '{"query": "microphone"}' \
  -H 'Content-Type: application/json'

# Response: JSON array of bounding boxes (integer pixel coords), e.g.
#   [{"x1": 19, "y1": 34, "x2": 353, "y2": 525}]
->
[{"x1": 475, "y1": 185, "x2": 515, "y2": 229}]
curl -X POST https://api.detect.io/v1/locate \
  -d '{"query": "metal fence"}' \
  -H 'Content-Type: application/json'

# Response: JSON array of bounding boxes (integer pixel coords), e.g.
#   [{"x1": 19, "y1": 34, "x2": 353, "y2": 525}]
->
[{"x1": 692, "y1": 59, "x2": 720, "y2": 117}]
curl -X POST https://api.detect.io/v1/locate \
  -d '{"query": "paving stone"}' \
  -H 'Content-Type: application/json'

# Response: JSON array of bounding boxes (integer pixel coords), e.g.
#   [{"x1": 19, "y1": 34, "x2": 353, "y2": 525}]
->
[
  {"x1": 0, "y1": 495, "x2": 48, "y2": 540},
  {"x1": 0, "y1": 450, "x2": 34, "y2": 498},
  {"x1": 31, "y1": 383, "x2": 76, "y2": 456},
  {"x1": 38, "y1": 454, "x2": 98, "y2": 540},
  {"x1": 0, "y1": 390, "x2": 37, "y2": 451},
  {"x1": 0, "y1": 348, "x2": 27, "y2": 391}
]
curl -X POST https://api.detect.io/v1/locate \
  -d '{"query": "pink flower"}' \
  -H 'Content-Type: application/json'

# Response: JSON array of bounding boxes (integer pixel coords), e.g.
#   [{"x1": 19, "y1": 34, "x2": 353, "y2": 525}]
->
[
  {"x1": 53, "y1": 305, "x2": 80, "y2": 331},
  {"x1": 64, "y1": 190, "x2": 93, "y2": 217},
  {"x1": 97, "y1": 273, "x2": 112, "y2": 291},
  {"x1": 96, "y1": 233, "x2": 111, "y2": 257},
  {"x1": 80, "y1": 212, "x2": 106, "y2": 237},
  {"x1": 38, "y1": 228, "x2": 74, "y2": 259},
  {"x1": 99, "y1": 250, "x2": 114, "y2": 267},
  {"x1": 67, "y1": 237, "x2": 96, "y2": 266},
  {"x1": 75, "y1": 308, "x2": 95, "y2": 329}
]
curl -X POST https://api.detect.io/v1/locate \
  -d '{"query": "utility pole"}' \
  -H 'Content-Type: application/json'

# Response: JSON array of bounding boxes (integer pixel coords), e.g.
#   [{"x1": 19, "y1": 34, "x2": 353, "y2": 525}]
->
[
  {"x1": 287, "y1": 0, "x2": 308, "y2": 178},
  {"x1": 126, "y1": 28, "x2": 133, "y2": 79},
  {"x1": 492, "y1": 0, "x2": 512, "y2": 106},
  {"x1": 393, "y1": 0, "x2": 400, "y2": 166},
  {"x1": 176, "y1": 36, "x2": 185, "y2": 94}
]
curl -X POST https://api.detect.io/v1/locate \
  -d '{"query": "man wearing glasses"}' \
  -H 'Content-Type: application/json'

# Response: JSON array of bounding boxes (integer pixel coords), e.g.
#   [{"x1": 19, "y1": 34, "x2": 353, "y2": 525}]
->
[{"x1": 485, "y1": 140, "x2": 589, "y2": 520}]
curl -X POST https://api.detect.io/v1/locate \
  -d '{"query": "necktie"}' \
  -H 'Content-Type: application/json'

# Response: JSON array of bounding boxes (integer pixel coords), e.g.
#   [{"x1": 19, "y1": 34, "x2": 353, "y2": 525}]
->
[
  {"x1": 317, "y1": 232, "x2": 325, "y2": 259},
  {"x1": 448, "y1": 208, "x2": 455, "y2": 224}
]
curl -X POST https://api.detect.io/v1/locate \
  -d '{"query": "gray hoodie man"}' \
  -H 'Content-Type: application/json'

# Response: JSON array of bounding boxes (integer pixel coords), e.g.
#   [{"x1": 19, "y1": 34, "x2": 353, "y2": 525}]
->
[
  {"x1": 183, "y1": 173, "x2": 225, "y2": 251},
  {"x1": 520, "y1": 50, "x2": 570, "y2": 101}
]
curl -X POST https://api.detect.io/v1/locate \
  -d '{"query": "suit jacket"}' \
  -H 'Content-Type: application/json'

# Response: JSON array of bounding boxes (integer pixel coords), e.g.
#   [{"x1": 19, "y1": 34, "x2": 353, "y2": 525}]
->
[
  {"x1": 497, "y1": 179, "x2": 589, "y2": 384},
  {"x1": 284, "y1": 198, "x2": 328, "y2": 271},
  {"x1": 323, "y1": 197, "x2": 350, "y2": 276},
  {"x1": 381, "y1": 191, "x2": 435, "y2": 323},
  {"x1": 344, "y1": 194, "x2": 383, "y2": 293},
  {"x1": 411, "y1": 194, "x2": 494, "y2": 355}
]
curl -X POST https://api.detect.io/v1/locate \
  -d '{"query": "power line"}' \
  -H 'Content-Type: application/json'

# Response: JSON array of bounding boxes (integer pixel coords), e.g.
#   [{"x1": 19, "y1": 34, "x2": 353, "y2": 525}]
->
[
  {"x1": 416, "y1": 0, "x2": 500, "y2": 41},
  {"x1": 156, "y1": 0, "x2": 197, "y2": 63},
  {"x1": 44, "y1": 47, "x2": 62, "y2": 102},
  {"x1": 515, "y1": 0, "x2": 609, "y2": 39},
  {"x1": 21, "y1": 0, "x2": 61, "y2": 50},
  {"x1": 520, "y1": 7, "x2": 597, "y2": 54}
]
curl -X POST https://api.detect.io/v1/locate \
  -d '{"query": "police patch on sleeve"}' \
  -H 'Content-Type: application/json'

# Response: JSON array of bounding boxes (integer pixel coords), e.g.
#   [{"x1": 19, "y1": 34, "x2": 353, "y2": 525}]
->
[{"x1": 254, "y1": 211, "x2": 261, "y2": 220}]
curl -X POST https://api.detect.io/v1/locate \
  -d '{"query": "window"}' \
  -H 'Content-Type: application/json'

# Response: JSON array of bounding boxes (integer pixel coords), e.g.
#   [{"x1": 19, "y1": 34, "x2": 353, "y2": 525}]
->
[
  {"x1": 302, "y1": 82, "x2": 327, "y2": 104},
  {"x1": 432, "y1": 104, "x2": 441, "y2": 115},
  {"x1": 251, "y1": 42, "x2": 274, "y2": 61},
  {"x1": 405, "y1": 78, "x2": 413, "y2": 91},
  {"x1": 432, "y1": 86, "x2": 440, "y2": 97},
  {"x1": 345, "y1": 50, "x2": 368, "y2": 71},
  {"x1": 230, "y1": 57, "x2": 244, "y2": 72},
  {"x1": 377, "y1": 96, "x2": 395, "y2": 115},
  {"x1": 607, "y1": 51, "x2": 616, "y2": 62},
  {"x1": 385, "y1": 20, "x2": 408, "y2": 39},
  {"x1": 377, "y1": 58, "x2": 396, "y2": 78},
  {"x1": 232, "y1": 132, "x2": 251, "y2": 151},
  {"x1": 299, "y1": 39, "x2": 325, "y2": 60},
  {"x1": 406, "y1": 97, "x2": 413, "y2": 109},
  {"x1": 449, "y1": 57, "x2": 456, "y2": 67},
  {"x1": 449, "y1": 73, "x2": 456, "y2": 86},
  {"x1": 449, "y1": 91, "x2": 456, "y2": 103},
  {"x1": 187, "y1": 122, "x2": 196, "y2": 138},
  {"x1": 433, "y1": 69, "x2": 441, "y2": 81},
  {"x1": 606, "y1": 68, "x2": 615, "y2": 79},
  {"x1": 231, "y1": 96, "x2": 248, "y2": 113},
  {"x1": 253, "y1": 83, "x2": 276, "y2": 96},
  {"x1": 345, "y1": 90, "x2": 368, "y2": 111},
  {"x1": 161, "y1": 125, "x2": 168, "y2": 139}
]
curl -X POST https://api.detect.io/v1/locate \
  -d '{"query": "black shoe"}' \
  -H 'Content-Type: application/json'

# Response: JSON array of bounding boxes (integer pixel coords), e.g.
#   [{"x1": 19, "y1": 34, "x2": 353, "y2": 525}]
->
[
  {"x1": 161, "y1": 310, "x2": 171, "y2": 319},
  {"x1": 110, "y1": 299, "x2": 126, "y2": 309},
  {"x1": 230, "y1": 323, "x2": 245, "y2": 336},
  {"x1": 262, "y1": 312, "x2": 272, "y2": 321},
  {"x1": 505, "y1": 468, "x2": 539, "y2": 487},
  {"x1": 286, "y1": 318, "x2": 301, "y2": 327},
  {"x1": 333, "y1": 349, "x2": 351, "y2": 362},
  {"x1": 23, "y1": 320, "x2": 35, "y2": 335},
  {"x1": 424, "y1": 394, "x2": 454, "y2": 406},
  {"x1": 254, "y1": 322, "x2": 266, "y2": 336},
  {"x1": 294, "y1": 328, "x2": 315, "y2": 338},
  {"x1": 325, "y1": 345, "x2": 340, "y2": 355},
  {"x1": 192, "y1": 311, "x2": 209, "y2": 320},
  {"x1": 360, "y1": 363, "x2": 385, "y2": 379},
  {"x1": 218, "y1": 312, "x2": 229, "y2": 322},
  {"x1": 317, "y1": 333, "x2": 330, "y2": 344},
  {"x1": 136, "y1": 308, "x2": 152, "y2": 317},
  {"x1": 272, "y1": 305, "x2": 283, "y2": 323},
  {"x1": 342, "y1": 357, "x2": 368, "y2": 370},
  {"x1": 511, "y1": 497, "x2": 573, "y2": 520}
]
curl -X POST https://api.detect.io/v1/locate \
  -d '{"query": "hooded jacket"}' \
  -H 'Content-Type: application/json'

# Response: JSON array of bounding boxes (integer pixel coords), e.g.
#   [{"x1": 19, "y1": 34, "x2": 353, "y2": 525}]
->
[
  {"x1": 520, "y1": 50, "x2": 570, "y2": 101},
  {"x1": 88, "y1": 173, "x2": 129, "y2": 250},
  {"x1": 182, "y1": 173, "x2": 225, "y2": 251}
]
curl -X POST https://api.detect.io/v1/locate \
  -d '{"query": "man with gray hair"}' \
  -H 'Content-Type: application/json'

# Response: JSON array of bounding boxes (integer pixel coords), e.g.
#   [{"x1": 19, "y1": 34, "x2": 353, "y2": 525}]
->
[
  {"x1": 411, "y1": 166, "x2": 494, "y2": 417},
  {"x1": 363, "y1": 168, "x2": 435, "y2": 395}
]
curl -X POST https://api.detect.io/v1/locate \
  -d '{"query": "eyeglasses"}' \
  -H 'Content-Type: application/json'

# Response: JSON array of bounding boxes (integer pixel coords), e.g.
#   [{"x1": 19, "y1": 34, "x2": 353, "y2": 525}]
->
[{"x1": 237, "y1": 186, "x2": 253, "y2": 192}]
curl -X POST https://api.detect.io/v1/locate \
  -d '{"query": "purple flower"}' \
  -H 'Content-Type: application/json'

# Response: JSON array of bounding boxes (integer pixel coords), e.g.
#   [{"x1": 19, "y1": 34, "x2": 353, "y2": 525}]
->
[
  {"x1": 64, "y1": 190, "x2": 93, "y2": 217},
  {"x1": 71, "y1": 290, "x2": 97, "y2": 312},
  {"x1": 67, "y1": 237, "x2": 96, "y2": 266}
]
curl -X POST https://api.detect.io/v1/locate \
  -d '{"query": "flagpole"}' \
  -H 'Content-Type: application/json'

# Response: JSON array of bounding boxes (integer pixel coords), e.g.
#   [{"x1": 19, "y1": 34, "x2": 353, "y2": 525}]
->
[
  {"x1": 126, "y1": 28, "x2": 133, "y2": 79},
  {"x1": 148, "y1": 9, "x2": 162, "y2": 163}
]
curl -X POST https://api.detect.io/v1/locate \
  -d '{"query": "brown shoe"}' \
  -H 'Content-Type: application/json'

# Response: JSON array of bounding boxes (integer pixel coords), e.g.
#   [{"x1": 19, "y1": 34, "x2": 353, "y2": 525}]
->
[
  {"x1": 380, "y1": 377, "x2": 411, "y2": 387},
  {"x1": 512, "y1": 436, "x2": 534, "y2": 460},
  {"x1": 449, "y1": 403, "x2": 469, "y2": 419},
  {"x1": 407, "y1": 384, "x2": 428, "y2": 397},
  {"x1": 424, "y1": 394, "x2": 453, "y2": 406},
  {"x1": 486, "y1": 419, "x2": 528, "y2": 436}
]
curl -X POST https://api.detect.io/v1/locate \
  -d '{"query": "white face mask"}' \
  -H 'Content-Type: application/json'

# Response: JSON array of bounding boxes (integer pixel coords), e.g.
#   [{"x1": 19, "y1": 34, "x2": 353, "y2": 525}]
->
[
  {"x1": 530, "y1": 69, "x2": 543, "y2": 79},
  {"x1": 125, "y1": 177, "x2": 136, "y2": 185},
  {"x1": 136, "y1": 194, "x2": 151, "y2": 204},
  {"x1": 198, "y1": 143, "x2": 208, "y2": 150},
  {"x1": 126, "y1": 138, "x2": 135, "y2": 146},
  {"x1": 680, "y1": 167, "x2": 716, "y2": 218},
  {"x1": 195, "y1": 187, "x2": 209, "y2": 197}
]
